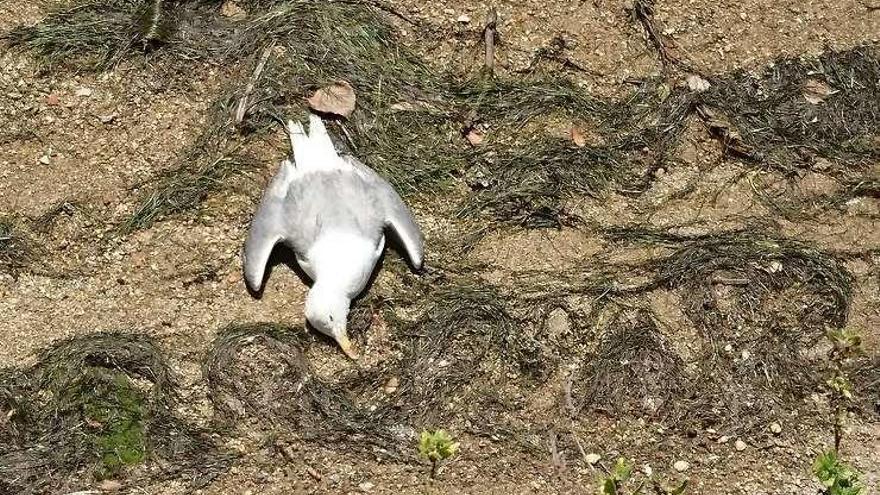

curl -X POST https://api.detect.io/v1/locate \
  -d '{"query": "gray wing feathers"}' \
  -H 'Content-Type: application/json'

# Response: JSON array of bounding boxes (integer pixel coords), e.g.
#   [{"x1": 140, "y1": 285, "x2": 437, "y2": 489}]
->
[
  {"x1": 242, "y1": 160, "x2": 294, "y2": 291},
  {"x1": 342, "y1": 155, "x2": 424, "y2": 269},
  {"x1": 384, "y1": 193, "x2": 425, "y2": 269}
]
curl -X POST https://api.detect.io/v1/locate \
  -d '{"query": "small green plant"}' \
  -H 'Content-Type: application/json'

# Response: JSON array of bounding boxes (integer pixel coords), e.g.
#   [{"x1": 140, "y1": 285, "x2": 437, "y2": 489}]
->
[
  {"x1": 601, "y1": 458, "x2": 634, "y2": 495},
  {"x1": 418, "y1": 429, "x2": 458, "y2": 478},
  {"x1": 824, "y1": 328, "x2": 862, "y2": 450},
  {"x1": 813, "y1": 451, "x2": 864, "y2": 495},
  {"x1": 597, "y1": 458, "x2": 687, "y2": 495}
]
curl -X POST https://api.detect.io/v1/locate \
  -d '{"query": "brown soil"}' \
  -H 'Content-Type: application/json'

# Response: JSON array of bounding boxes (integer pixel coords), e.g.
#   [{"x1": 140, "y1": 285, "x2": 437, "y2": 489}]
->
[{"x1": 1, "y1": 0, "x2": 878, "y2": 494}]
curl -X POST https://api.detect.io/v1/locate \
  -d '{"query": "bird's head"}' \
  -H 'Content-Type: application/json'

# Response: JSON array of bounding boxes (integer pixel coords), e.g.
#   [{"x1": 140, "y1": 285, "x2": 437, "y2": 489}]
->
[{"x1": 304, "y1": 287, "x2": 357, "y2": 359}]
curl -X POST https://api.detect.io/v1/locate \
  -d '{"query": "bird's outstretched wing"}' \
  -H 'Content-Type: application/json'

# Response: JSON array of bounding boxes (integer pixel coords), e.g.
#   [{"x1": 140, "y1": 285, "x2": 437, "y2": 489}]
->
[
  {"x1": 342, "y1": 155, "x2": 425, "y2": 269},
  {"x1": 242, "y1": 159, "x2": 296, "y2": 291}
]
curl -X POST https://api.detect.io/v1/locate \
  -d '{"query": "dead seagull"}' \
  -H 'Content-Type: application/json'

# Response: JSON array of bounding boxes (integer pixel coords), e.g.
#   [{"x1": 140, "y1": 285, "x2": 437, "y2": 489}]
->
[{"x1": 242, "y1": 114, "x2": 424, "y2": 359}]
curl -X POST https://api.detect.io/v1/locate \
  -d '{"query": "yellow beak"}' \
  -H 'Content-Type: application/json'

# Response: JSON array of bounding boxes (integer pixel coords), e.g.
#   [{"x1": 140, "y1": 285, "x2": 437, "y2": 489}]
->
[{"x1": 335, "y1": 333, "x2": 359, "y2": 360}]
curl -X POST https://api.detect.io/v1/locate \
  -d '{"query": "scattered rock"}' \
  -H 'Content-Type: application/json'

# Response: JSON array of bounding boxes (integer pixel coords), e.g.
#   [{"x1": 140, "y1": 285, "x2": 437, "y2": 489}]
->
[
  {"x1": 97, "y1": 479, "x2": 123, "y2": 491},
  {"x1": 770, "y1": 422, "x2": 782, "y2": 435},
  {"x1": 585, "y1": 453, "x2": 601, "y2": 465},
  {"x1": 443, "y1": 8, "x2": 455, "y2": 15},
  {"x1": 457, "y1": 14, "x2": 471, "y2": 23},
  {"x1": 735, "y1": 439, "x2": 747, "y2": 451},
  {"x1": 98, "y1": 113, "x2": 117, "y2": 124},
  {"x1": 307, "y1": 80, "x2": 356, "y2": 118},
  {"x1": 465, "y1": 128, "x2": 484, "y2": 146},
  {"x1": 718, "y1": 435, "x2": 730, "y2": 444},
  {"x1": 75, "y1": 87, "x2": 93, "y2": 97},
  {"x1": 741, "y1": 350, "x2": 751, "y2": 360},
  {"x1": 359, "y1": 481, "x2": 375, "y2": 492},
  {"x1": 768, "y1": 260, "x2": 783, "y2": 273},
  {"x1": 38, "y1": 155, "x2": 50, "y2": 165},
  {"x1": 686, "y1": 74, "x2": 711, "y2": 92},
  {"x1": 545, "y1": 307, "x2": 571, "y2": 339},
  {"x1": 382, "y1": 376, "x2": 399, "y2": 394},
  {"x1": 642, "y1": 464, "x2": 653, "y2": 476},
  {"x1": 570, "y1": 127, "x2": 587, "y2": 147},
  {"x1": 673, "y1": 460, "x2": 689, "y2": 472},
  {"x1": 437, "y1": 359, "x2": 450, "y2": 368},
  {"x1": 306, "y1": 466, "x2": 322, "y2": 480},
  {"x1": 220, "y1": 0, "x2": 247, "y2": 19}
]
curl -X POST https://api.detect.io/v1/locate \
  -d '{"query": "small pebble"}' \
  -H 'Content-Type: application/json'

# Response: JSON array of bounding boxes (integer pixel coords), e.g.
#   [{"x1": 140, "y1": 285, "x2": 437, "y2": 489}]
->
[
  {"x1": 382, "y1": 376, "x2": 399, "y2": 394},
  {"x1": 724, "y1": 343, "x2": 733, "y2": 353},
  {"x1": 443, "y1": 8, "x2": 455, "y2": 15},
  {"x1": 585, "y1": 453, "x2": 601, "y2": 465},
  {"x1": 642, "y1": 464, "x2": 653, "y2": 476},
  {"x1": 359, "y1": 481, "x2": 374, "y2": 492},
  {"x1": 97, "y1": 479, "x2": 122, "y2": 491},
  {"x1": 673, "y1": 460, "x2": 689, "y2": 472},
  {"x1": 457, "y1": 14, "x2": 471, "y2": 23},
  {"x1": 718, "y1": 435, "x2": 730, "y2": 444},
  {"x1": 770, "y1": 422, "x2": 782, "y2": 434},
  {"x1": 75, "y1": 87, "x2": 93, "y2": 97},
  {"x1": 38, "y1": 155, "x2": 50, "y2": 165},
  {"x1": 741, "y1": 350, "x2": 751, "y2": 360},
  {"x1": 735, "y1": 439, "x2": 747, "y2": 451}
]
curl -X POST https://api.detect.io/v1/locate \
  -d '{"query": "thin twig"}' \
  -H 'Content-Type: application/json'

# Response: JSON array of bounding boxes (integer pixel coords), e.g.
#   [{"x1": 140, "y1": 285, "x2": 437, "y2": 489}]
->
[
  {"x1": 483, "y1": 8, "x2": 498, "y2": 75},
  {"x1": 632, "y1": 0, "x2": 677, "y2": 67},
  {"x1": 234, "y1": 41, "x2": 275, "y2": 126}
]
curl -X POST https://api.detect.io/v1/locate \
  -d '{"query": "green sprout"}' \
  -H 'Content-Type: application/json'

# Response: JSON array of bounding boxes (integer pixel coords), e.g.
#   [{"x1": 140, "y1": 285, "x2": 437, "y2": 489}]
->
[
  {"x1": 826, "y1": 376, "x2": 854, "y2": 400},
  {"x1": 601, "y1": 458, "x2": 634, "y2": 495},
  {"x1": 827, "y1": 329, "x2": 862, "y2": 358},
  {"x1": 597, "y1": 458, "x2": 686, "y2": 495},
  {"x1": 813, "y1": 451, "x2": 863, "y2": 495},
  {"x1": 418, "y1": 429, "x2": 459, "y2": 478}
]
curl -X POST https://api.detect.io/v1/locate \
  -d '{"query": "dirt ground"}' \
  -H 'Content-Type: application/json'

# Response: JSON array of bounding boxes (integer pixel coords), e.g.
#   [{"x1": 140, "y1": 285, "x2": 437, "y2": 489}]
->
[{"x1": 1, "y1": 0, "x2": 879, "y2": 494}]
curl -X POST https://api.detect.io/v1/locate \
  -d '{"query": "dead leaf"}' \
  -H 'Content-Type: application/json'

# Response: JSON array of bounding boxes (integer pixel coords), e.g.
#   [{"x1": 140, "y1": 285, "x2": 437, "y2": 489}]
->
[
  {"x1": 802, "y1": 79, "x2": 836, "y2": 104},
  {"x1": 307, "y1": 80, "x2": 356, "y2": 118},
  {"x1": 220, "y1": 0, "x2": 247, "y2": 19},
  {"x1": 45, "y1": 94, "x2": 60, "y2": 106},
  {"x1": 570, "y1": 127, "x2": 587, "y2": 147},
  {"x1": 465, "y1": 129, "x2": 484, "y2": 146},
  {"x1": 696, "y1": 104, "x2": 756, "y2": 159},
  {"x1": 686, "y1": 74, "x2": 710, "y2": 92}
]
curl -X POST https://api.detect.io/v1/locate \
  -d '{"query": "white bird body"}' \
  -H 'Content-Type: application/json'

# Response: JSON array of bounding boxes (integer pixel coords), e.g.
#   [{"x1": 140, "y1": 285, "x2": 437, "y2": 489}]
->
[{"x1": 242, "y1": 114, "x2": 424, "y2": 358}]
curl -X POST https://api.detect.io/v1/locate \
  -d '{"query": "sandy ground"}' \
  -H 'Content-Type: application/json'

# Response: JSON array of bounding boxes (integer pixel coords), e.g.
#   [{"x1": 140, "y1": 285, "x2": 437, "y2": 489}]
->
[{"x1": 1, "y1": 0, "x2": 879, "y2": 494}]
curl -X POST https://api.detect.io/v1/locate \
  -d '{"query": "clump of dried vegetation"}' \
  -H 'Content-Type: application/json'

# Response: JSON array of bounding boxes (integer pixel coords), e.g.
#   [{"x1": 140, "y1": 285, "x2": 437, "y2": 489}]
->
[
  {"x1": 0, "y1": 217, "x2": 33, "y2": 277},
  {"x1": 2, "y1": 0, "x2": 878, "y2": 488},
  {"x1": 0, "y1": 333, "x2": 230, "y2": 494}
]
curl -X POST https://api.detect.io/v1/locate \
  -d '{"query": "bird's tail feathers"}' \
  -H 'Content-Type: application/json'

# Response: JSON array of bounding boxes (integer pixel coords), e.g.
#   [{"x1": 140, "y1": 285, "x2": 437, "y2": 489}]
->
[{"x1": 286, "y1": 115, "x2": 343, "y2": 171}]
